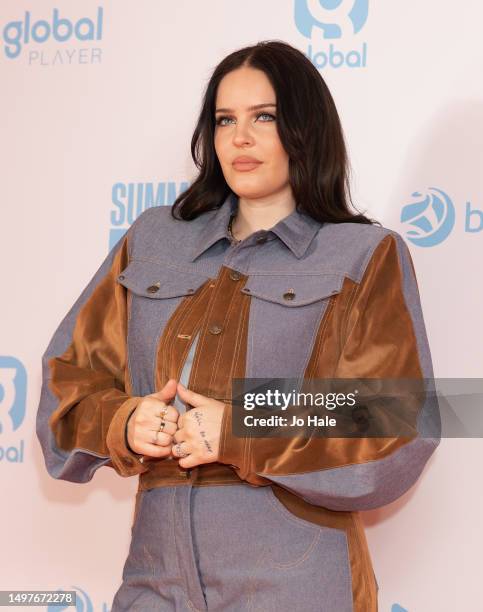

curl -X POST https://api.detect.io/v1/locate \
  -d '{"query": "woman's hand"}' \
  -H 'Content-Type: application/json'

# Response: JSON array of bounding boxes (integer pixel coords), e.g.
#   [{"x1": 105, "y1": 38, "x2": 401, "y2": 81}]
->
[
  {"x1": 172, "y1": 382, "x2": 226, "y2": 468},
  {"x1": 126, "y1": 378, "x2": 180, "y2": 458}
]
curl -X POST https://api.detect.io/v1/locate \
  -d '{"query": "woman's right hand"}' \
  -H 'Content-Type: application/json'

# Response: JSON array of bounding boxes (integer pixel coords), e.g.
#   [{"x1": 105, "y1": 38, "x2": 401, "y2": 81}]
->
[{"x1": 126, "y1": 378, "x2": 180, "y2": 458}]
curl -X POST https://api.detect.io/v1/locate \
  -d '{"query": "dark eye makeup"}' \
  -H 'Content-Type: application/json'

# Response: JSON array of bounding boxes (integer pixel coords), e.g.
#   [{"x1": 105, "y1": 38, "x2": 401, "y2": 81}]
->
[{"x1": 215, "y1": 112, "x2": 276, "y2": 126}]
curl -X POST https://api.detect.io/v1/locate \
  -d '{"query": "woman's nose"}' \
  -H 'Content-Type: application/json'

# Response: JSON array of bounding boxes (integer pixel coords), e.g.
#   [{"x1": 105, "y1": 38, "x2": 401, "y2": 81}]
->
[{"x1": 232, "y1": 120, "x2": 254, "y2": 145}]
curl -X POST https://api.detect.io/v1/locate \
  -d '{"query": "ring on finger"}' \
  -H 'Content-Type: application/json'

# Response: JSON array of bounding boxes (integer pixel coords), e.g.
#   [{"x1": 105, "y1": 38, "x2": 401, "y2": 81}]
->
[{"x1": 158, "y1": 419, "x2": 166, "y2": 433}]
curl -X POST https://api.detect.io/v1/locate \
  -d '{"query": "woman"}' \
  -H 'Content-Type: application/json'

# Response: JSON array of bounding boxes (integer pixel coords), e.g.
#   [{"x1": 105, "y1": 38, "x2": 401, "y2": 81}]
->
[{"x1": 36, "y1": 40, "x2": 440, "y2": 611}]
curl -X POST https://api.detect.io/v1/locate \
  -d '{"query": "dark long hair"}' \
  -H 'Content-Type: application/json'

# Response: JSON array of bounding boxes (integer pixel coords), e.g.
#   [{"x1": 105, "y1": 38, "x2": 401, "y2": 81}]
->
[{"x1": 171, "y1": 39, "x2": 378, "y2": 226}]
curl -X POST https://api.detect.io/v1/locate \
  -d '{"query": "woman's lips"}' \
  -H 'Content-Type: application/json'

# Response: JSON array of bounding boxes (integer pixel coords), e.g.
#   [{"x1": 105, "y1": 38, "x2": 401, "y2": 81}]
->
[{"x1": 232, "y1": 161, "x2": 262, "y2": 172}]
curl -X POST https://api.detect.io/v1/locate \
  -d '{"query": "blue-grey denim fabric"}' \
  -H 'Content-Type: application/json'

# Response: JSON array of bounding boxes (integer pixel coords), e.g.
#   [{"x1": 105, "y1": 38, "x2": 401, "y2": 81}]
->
[{"x1": 36, "y1": 191, "x2": 441, "y2": 611}]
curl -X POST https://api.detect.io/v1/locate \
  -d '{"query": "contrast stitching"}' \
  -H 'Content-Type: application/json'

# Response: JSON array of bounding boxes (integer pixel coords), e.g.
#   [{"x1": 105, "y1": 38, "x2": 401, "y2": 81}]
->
[
  {"x1": 125, "y1": 289, "x2": 135, "y2": 395},
  {"x1": 247, "y1": 288, "x2": 255, "y2": 379},
  {"x1": 187, "y1": 271, "x2": 221, "y2": 386},
  {"x1": 128, "y1": 256, "x2": 215, "y2": 276},
  {"x1": 174, "y1": 283, "x2": 211, "y2": 384},
  {"x1": 357, "y1": 233, "x2": 392, "y2": 284},
  {"x1": 229, "y1": 290, "x2": 249, "y2": 384},
  {"x1": 301, "y1": 295, "x2": 335, "y2": 378},
  {"x1": 153, "y1": 284, "x2": 206, "y2": 391},
  {"x1": 171, "y1": 487, "x2": 183, "y2": 580},
  {"x1": 392, "y1": 233, "x2": 426, "y2": 380},
  {"x1": 340, "y1": 281, "x2": 358, "y2": 349},
  {"x1": 268, "y1": 530, "x2": 321, "y2": 570},
  {"x1": 264, "y1": 487, "x2": 319, "y2": 533},
  {"x1": 347, "y1": 515, "x2": 374, "y2": 611},
  {"x1": 207, "y1": 271, "x2": 239, "y2": 394},
  {"x1": 243, "y1": 427, "x2": 250, "y2": 480},
  {"x1": 245, "y1": 269, "x2": 357, "y2": 279},
  {"x1": 315, "y1": 296, "x2": 337, "y2": 372}
]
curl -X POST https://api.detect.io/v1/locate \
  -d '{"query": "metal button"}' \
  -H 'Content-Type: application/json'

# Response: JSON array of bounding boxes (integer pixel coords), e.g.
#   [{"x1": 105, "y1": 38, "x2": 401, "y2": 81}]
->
[
  {"x1": 209, "y1": 324, "x2": 223, "y2": 335},
  {"x1": 118, "y1": 275, "x2": 125, "y2": 281},
  {"x1": 283, "y1": 289, "x2": 296, "y2": 301},
  {"x1": 256, "y1": 234, "x2": 267, "y2": 244},
  {"x1": 229, "y1": 271, "x2": 242, "y2": 281},
  {"x1": 146, "y1": 284, "x2": 160, "y2": 293}
]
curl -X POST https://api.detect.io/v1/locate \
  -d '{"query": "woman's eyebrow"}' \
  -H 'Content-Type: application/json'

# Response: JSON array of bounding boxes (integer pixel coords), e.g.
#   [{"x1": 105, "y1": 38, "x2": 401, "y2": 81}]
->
[{"x1": 215, "y1": 103, "x2": 277, "y2": 114}]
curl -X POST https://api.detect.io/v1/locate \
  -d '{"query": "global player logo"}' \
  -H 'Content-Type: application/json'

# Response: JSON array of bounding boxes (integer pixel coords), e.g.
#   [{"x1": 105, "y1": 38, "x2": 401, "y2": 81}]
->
[
  {"x1": 0, "y1": 356, "x2": 27, "y2": 463},
  {"x1": 295, "y1": 0, "x2": 368, "y2": 39},
  {"x1": 2, "y1": 7, "x2": 103, "y2": 64},
  {"x1": 294, "y1": 0, "x2": 369, "y2": 69},
  {"x1": 0, "y1": 356, "x2": 27, "y2": 435},
  {"x1": 400, "y1": 187, "x2": 456, "y2": 247}
]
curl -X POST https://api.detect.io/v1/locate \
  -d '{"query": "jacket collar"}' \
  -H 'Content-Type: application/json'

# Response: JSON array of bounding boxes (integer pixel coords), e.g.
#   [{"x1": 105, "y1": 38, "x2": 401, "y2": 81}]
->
[{"x1": 189, "y1": 192, "x2": 322, "y2": 262}]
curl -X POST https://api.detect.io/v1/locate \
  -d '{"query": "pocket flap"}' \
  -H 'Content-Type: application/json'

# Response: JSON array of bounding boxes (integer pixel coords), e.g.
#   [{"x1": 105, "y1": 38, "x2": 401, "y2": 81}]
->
[
  {"x1": 241, "y1": 274, "x2": 345, "y2": 306},
  {"x1": 117, "y1": 260, "x2": 211, "y2": 298}
]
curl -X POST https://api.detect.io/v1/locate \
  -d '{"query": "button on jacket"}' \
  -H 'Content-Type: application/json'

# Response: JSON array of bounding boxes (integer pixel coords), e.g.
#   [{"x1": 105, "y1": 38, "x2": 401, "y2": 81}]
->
[{"x1": 36, "y1": 192, "x2": 441, "y2": 612}]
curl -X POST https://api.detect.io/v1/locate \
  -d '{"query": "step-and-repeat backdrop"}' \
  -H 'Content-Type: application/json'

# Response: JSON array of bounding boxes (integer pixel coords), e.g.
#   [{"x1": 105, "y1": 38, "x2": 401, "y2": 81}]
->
[{"x1": 2, "y1": 1, "x2": 482, "y2": 610}]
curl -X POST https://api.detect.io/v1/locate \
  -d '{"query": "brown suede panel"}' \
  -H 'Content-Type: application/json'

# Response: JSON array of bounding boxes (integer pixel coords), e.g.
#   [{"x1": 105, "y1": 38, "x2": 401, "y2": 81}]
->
[
  {"x1": 155, "y1": 278, "x2": 214, "y2": 388},
  {"x1": 186, "y1": 265, "x2": 250, "y2": 403},
  {"x1": 47, "y1": 232, "x2": 149, "y2": 477},
  {"x1": 143, "y1": 265, "x2": 251, "y2": 488},
  {"x1": 271, "y1": 485, "x2": 378, "y2": 612}
]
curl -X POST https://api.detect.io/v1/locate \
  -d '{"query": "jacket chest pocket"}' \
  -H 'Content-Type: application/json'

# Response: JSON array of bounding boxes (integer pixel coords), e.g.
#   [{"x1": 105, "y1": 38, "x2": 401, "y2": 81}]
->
[
  {"x1": 117, "y1": 259, "x2": 211, "y2": 299},
  {"x1": 116, "y1": 259, "x2": 212, "y2": 396},
  {"x1": 241, "y1": 273, "x2": 345, "y2": 379}
]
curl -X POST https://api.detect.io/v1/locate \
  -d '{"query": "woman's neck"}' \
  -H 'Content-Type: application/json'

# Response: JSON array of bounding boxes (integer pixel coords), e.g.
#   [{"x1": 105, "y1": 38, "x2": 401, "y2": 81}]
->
[{"x1": 231, "y1": 193, "x2": 296, "y2": 241}]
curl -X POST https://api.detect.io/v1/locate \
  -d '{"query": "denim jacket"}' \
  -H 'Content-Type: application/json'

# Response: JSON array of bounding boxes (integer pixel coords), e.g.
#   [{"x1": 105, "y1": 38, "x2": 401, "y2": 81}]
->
[{"x1": 36, "y1": 192, "x2": 440, "y2": 611}]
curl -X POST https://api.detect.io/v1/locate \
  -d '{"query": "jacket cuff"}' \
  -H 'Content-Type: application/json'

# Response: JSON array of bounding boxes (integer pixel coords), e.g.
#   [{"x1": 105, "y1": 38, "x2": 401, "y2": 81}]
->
[
  {"x1": 217, "y1": 402, "x2": 249, "y2": 478},
  {"x1": 106, "y1": 396, "x2": 149, "y2": 477}
]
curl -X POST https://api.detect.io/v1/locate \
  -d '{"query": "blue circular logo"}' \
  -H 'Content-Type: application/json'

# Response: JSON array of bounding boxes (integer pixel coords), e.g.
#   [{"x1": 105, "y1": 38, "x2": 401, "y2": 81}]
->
[
  {"x1": 295, "y1": 0, "x2": 369, "y2": 39},
  {"x1": 47, "y1": 586, "x2": 93, "y2": 612},
  {"x1": 400, "y1": 187, "x2": 455, "y2": 247}
]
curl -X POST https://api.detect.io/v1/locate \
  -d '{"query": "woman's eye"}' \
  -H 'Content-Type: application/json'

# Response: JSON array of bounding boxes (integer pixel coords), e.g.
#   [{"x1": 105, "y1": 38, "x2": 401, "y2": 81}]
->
[
  {"x1": 257, "y1": 112, "x2": 276, "y2": 122},
  {"x1": 215, "y1": 116, "x2": 232, "y2": 126},
  {"x1": 215, "y1": 112, "x2": 276, "y2": 126}
]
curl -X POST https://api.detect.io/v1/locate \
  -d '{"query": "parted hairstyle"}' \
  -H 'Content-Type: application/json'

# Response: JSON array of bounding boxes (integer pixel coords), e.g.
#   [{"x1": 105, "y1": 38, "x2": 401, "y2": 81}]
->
[{"x1": 171, "y1": 39, "x2": 379, "y2": 226}]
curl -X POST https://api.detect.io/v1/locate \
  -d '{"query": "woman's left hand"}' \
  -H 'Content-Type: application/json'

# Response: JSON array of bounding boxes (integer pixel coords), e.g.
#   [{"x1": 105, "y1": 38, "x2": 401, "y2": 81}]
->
[{"x1": 171, "y1": 382, "x2": 226, "y2": 468}]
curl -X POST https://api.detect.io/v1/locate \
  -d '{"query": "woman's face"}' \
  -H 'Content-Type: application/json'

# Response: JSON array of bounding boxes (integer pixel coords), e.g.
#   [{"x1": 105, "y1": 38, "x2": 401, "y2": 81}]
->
[{"x1": 214, "y1": 66, "x2": 290, "y2": 200}]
